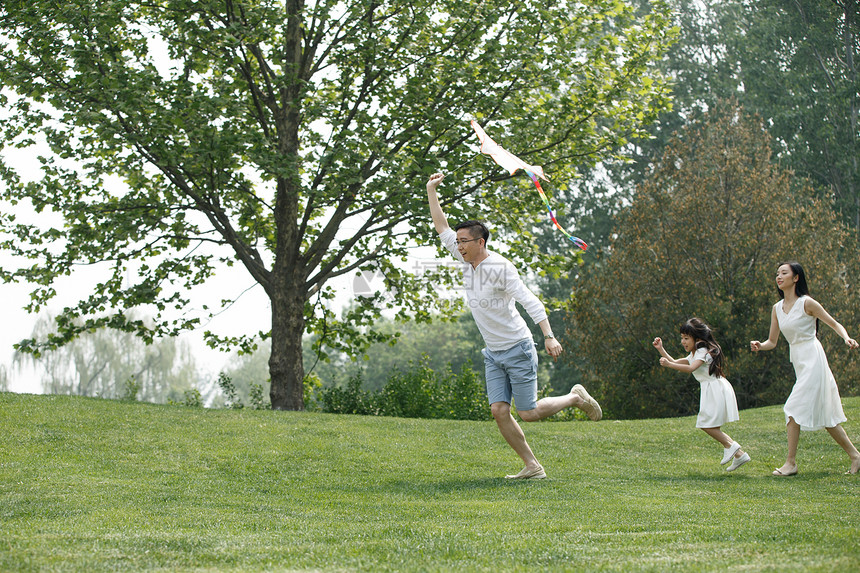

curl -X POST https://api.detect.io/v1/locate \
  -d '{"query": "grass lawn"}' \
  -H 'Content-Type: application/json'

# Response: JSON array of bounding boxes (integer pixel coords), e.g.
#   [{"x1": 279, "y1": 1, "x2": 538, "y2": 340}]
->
[{"x1": 1, "y1": 392, "x2": 859, "y2": 572}]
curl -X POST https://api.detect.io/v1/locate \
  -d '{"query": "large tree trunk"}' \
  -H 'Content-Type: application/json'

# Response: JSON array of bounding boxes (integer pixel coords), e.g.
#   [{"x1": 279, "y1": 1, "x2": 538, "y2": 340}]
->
[{"x1": 269, "y1": 282, "x2": 306, "y2": 410}]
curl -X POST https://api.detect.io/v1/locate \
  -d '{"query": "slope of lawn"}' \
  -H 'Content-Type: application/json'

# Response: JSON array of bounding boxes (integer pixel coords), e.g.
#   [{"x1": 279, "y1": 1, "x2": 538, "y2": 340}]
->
[{"x1": 1, "y1": 392, "x2": 858, "y2": 572}]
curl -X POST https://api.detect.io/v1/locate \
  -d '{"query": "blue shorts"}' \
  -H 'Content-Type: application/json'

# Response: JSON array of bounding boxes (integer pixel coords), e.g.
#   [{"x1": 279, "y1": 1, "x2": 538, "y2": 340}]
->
[{"x1": 482, "y1": 339, "x2": 538, "y2": 411}]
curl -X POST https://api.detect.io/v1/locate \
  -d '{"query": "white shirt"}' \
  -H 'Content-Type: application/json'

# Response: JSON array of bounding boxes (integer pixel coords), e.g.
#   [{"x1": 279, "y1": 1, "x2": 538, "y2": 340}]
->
[{"x1": 439, "y1": 228, "x2": 548, "y2": 351}]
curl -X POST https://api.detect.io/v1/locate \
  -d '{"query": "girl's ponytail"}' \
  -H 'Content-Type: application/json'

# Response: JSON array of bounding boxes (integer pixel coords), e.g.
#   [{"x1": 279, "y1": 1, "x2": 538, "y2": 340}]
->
[{"x1": 680, "y1": 318, "x2": 726, "y2": 378}]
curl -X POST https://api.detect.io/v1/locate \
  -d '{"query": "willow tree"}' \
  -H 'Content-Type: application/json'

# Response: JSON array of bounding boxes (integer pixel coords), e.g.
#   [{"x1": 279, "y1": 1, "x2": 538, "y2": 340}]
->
[
  {"x1": 14, "y1": 313, "x2": 201, "y2": 402},
  {"x1": 0, "y1": 0, "x2": 675, "y2": 409}
]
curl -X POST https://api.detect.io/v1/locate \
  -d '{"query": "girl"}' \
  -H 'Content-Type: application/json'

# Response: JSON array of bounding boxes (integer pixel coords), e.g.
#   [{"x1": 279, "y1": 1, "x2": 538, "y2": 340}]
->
[
  {"x1": 653, "y1": 318, "x2": 750, "y2": 471},
  {"x1": 750, "y1": 261, "x2": 860, "y2": 476}
]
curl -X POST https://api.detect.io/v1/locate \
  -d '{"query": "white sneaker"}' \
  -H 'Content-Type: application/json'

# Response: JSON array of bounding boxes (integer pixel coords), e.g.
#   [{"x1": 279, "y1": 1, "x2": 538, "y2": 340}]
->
[
  {"x1": 727, "y1": 452, "x2": 751, "y2": 472},
  {"x1": 721, "y1": 442, "x2": 741, "y2": 465}
]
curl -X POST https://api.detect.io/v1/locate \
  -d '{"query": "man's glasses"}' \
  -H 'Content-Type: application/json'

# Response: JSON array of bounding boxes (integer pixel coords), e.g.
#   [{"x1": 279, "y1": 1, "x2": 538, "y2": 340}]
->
[{"x1": 454, "y1": 238, "x2": 481, "y2": 246}]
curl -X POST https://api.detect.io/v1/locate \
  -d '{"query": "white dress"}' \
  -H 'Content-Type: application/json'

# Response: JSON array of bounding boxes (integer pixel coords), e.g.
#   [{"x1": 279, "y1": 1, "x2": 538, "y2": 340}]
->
[
  {"x1": 687, "y1": 347, "x2": 740, "y2": 428},
  {"x1": 776, "y1": 296, "x2": 847, "y2": 431}
]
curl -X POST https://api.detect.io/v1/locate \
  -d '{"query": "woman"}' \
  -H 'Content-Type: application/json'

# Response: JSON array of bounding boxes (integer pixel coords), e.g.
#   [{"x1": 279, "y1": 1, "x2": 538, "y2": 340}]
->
[{"x1": 750, "y1": 261, "x2": 860, "y2": 476}]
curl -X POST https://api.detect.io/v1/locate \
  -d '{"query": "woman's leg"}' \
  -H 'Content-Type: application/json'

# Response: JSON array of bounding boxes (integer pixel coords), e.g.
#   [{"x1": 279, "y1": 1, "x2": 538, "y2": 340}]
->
[
  {"x1": 825, "y1": 424, "x2": 860, "y2": 474},
  {"x1": 774, "y1": 417, "x2": 800, "y2": 475}
]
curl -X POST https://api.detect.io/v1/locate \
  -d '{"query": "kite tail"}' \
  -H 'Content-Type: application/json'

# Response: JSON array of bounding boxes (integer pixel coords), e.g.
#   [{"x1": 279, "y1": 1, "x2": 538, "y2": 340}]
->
[{"x1": 525, "y1": 171, "x2": 587, "y2": 251}]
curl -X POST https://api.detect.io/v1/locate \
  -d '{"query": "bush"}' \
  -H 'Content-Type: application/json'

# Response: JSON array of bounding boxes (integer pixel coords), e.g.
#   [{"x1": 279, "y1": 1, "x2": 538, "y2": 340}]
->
[
  {"x1": 318, "y1": 372, "x2": 377, "y2": 415},
  {"x1": 318, "y1": 356, "x2": 491, "y2": 421},
  {"x1": 303, "y1": 372, "x2": 322, "y2": 412},
  {"x1": 121, "y1": 376, "x2": 141, "y2": 402},
  {"x1": 249, "y1": 383, "x2": 269, "y2": 410},
  {"x1": 376, "y1": 360, "x2": 435, "y2": 419},
  {"x1": 429, "y1": 360, "x2": 490, "y2": 421},
  {"x1": 217, "y1": 372, "x2": 244, "y2": 410}
]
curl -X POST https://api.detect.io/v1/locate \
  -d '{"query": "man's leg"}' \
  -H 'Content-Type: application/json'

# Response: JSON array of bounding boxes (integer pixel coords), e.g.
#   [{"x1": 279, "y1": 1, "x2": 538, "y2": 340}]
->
[
  {"x1": 491, "y1": 401, "x2": 541, "y2": 471},
  {"x1": 484, "y1": 347, "x2": 544, "y2": 478},
  {"x1": 518, "y1": 393, "x2": 582, "y2": 422},
  {"x1": 505, "y1": 340, "x2": 579, "y2": 423}
]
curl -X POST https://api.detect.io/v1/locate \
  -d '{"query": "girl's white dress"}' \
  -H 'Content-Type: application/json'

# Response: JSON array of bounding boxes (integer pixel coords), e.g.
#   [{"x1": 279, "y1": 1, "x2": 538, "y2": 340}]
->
[
  {"x1": 688, "y1": 347, "x2": 740, "y2": 428},
  {"x1": 776, "y1": 296, "x2": 847, "y2": 431}
]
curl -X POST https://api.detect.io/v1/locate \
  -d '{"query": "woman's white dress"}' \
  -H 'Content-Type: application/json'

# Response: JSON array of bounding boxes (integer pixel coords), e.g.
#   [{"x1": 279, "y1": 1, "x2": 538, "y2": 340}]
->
[
  {"x1": 688, "y1": 347, "x2": 740, "y2": 428},
  {"x1": 776, "y1": 296, "x2": 847, "y2": 431}
]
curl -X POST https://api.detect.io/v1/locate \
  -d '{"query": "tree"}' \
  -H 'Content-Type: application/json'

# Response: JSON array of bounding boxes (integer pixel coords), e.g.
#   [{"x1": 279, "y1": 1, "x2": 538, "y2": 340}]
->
[
  {"x1": 610, "y1": 0, "x2": 860, "y2": 227},
  {"x1": 13, "y1": 312, "x2": 203, "y2": 402},
  {"x1": 227, "y1": 312, "x2": 484, "y2": 393},
  {"x1": 730, "y1": 0, "x2": 860, "y2": 227},
  {"x1": 566, "y1": 101, "x2": 860, "y2": 419},
  {"x1": 0, "y1": 0, "x2": 675, "y2": 409}
]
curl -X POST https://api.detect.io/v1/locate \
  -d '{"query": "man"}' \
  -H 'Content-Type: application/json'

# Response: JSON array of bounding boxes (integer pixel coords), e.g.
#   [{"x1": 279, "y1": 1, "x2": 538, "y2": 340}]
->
[{"x1": 426, "y1": 172, "x2": 601, "y2": 480}]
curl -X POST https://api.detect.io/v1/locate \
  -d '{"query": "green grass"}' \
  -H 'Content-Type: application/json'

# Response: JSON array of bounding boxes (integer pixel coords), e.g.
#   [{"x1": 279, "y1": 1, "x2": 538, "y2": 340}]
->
[{"x1": 1, "y1": 393, "x2": 859, "y2": 572}]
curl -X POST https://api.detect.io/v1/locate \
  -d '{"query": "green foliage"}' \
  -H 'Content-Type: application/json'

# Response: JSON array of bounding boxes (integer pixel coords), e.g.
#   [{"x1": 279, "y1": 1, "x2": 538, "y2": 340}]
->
[
  {"x1": 318, "y1": 371, "x2": 377, "y2": 416},
  {"x1": 167, "y1": 387, "x2": 204, "y2": 408},
  {"x1": 726, "y1": 0, "x2": 860, "y2": 227},
  {"x1": 0, "y1": 0, "x2": 676, "y2": 409},
  {"x1": 567, "y1": 101, "x2": 860, "y2": 419},
  {"x1": 249, "y1": 383, "x2": 269, "y2": 411},
  {"x1": 121, "y1": 376, "x2": 141, "y2": 403},
  {"x1": 179, "y1": 388, "x2": 202, "y2": 408},
  {"x1": 301, "y1": 372, "x2": 322, "y2": 412},
  {"x1": 429, "y1": 360, "x2": 489, "y2": 421},
  {"x1": 376, "y1": 362, "x2": 435, "y2": 419},
  {"x1": 316, "y1": 312, "x2": 485, "y2": 392},
  {"x1": 216, "y1": 372, "x2": 244, "y2": 410},
  {"x1": 376, "y1": 358, "x2": 490, "y2": 421},
  {"x1": 318, "y1": 357, "x2": 492, "y2": 421},
  {"x1": 616, "y1": 0, "x2": 860, "y2": 228},
  {"x1": 3, "y1": 392, "x2": 860, "y2": 571},
  {"x1": 220, "y1": 343, "x2": 272, "y2": 406}
]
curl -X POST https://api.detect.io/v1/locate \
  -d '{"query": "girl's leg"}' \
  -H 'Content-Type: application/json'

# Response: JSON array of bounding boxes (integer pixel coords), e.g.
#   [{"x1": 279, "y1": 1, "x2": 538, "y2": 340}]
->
[
  {"x1": 825, "y1": 424, "x2": 860, "y2": 474},
  {"x1": 775, "y1": 417, "x2": 800, "y2": 475},
  {"x1": 701, "y1": 427, "x2": 733, "y2": 448},
  {"x1": 702, "y1": 427, "x2": 745, "y2": 463}
]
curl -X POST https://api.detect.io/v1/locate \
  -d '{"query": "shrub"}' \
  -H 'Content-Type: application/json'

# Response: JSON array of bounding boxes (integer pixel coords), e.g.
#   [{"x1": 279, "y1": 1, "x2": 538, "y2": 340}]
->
[
  {"x1": 376, "y1": 359, "x2": 435, "y2": 419},
  {"x1": 303, "y1": 372, "x2": 322, "y2": 412},
  {"x1": 318, "y1": 372, "x2": 376, "y2": 415},
  {"x1": 121, "y1": 376, "x2": 141, "y2": 402},
  {"x1": 249, "y1": 383, "x2": 269, "y2": 410},
  {"x1": 430, "y1": 360, "x2": 491, "y2": 421},
  {"x1": 318, "y1": 356, "x2": 491, "y2": 421},
  {"x1": 217, "y1": 372, "x2": 244, "y2": 410}
]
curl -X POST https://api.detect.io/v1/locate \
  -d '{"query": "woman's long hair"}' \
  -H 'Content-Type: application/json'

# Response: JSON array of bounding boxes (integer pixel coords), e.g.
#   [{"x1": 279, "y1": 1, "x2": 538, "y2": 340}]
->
[
  {"x1": 778, "y1": 261, "x2": 817, "y2": 334},
  {"x1": 777, "y1": 260, "x2": 810, "y2": 299},
  {"x1": 679, "y1": 318, "x2": 725, "y2": 377}
]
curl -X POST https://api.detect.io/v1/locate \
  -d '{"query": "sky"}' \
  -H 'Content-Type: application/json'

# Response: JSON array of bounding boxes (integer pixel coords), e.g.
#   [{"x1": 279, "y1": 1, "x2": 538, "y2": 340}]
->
[{"x1": 0, "y1": 256, "x2": 274, "y2": 394}]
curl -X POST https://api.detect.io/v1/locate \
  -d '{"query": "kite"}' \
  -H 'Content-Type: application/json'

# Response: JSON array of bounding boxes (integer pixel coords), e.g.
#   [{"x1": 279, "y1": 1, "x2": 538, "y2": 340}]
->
[{"x1": 470, "y1": 120, "x2": 587, "y2": 251}]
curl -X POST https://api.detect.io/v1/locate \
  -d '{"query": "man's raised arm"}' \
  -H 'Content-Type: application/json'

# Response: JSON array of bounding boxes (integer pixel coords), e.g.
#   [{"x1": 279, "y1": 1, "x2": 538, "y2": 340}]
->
[{"x1": 426, "y1": 173, "x2": 450, "y2": 235}]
